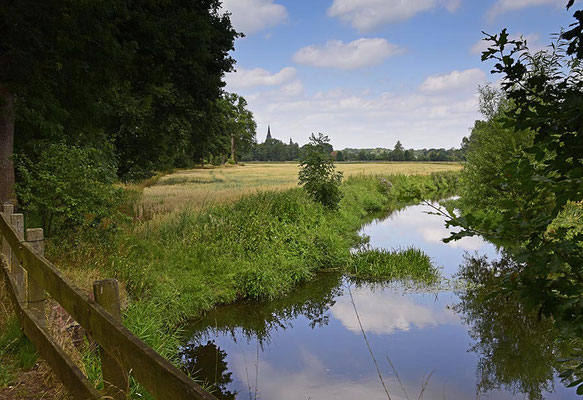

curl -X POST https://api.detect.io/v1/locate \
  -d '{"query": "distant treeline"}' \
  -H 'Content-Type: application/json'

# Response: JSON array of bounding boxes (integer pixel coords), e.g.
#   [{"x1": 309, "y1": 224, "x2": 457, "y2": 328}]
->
[{"x1": 242, "y1": 136, "x2": 467, "y2": 162}]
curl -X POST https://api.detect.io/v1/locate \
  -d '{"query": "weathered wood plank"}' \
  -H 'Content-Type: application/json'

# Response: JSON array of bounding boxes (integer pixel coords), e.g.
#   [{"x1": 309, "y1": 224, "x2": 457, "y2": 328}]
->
[
  {"x1": 9, "y1": 213, "x2": 25, "y2": 299},
  {"x1": 0, "y1": 213, "x2": 216, "y2": 400},
  {"x1": 26, "y1": 228, "x2": 46, "y2": 325},
  {"x1": 93, "y1": 279, "x2": 128, "y2": 400},
  {"x1": 1, "y1": 255, "x2": 102, "y2": 400},
  {"x1": 1, "y1": 204, "x2": 14, "y2": 261}
]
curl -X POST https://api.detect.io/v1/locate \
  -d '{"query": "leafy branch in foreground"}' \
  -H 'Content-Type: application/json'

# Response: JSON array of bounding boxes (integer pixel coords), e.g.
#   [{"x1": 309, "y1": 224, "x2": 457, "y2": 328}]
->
[{"x1": 445, "y1": 0, "x2": 583, "y2": 392}]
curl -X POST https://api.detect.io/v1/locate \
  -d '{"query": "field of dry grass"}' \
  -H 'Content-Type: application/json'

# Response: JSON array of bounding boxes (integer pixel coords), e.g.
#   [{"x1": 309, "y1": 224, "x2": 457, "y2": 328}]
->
[{"x1": 137, "y1": 162, "x2": 461, "y2": 218}]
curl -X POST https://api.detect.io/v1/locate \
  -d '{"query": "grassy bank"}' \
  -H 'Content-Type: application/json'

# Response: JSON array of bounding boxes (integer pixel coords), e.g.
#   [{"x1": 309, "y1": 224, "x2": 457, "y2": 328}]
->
[
  {"x1": 30, "y1": 170, "x2": 457, "y2": 398},
  {"x1": 103, "y1": 172, "x2": 458, "y2": 326}
]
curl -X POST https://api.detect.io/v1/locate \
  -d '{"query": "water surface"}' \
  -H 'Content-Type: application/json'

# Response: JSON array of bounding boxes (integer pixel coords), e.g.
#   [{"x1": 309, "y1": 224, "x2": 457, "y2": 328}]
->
[{"x1": 180, "y1": 201, "x2": 576, "y2": 399}]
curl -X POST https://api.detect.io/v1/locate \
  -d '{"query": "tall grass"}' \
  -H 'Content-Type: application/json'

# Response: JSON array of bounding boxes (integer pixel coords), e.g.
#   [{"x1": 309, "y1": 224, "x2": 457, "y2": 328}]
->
[
  {"x1": 47, "y1": 170, "x2": 458, "y2": 398},
  {"x1": 102, "y1": 172, "x2": 458, "y2": 324},
  {"x1": 138, "y1": 162, "x2": 461, "y2": 217},
  {"x1": 0, "y1": 318, "x2": 38, "y2": 388},
  {"x1": 348, "y1": 247, "x2": 437, "y2": 283}
]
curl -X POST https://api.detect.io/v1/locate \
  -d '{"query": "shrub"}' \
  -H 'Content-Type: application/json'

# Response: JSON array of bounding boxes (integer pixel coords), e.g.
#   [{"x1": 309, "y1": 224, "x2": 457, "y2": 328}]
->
[
  {"x1": 15, "y1": 143, "x2": 126, "y2": 236},
  {"x1": 298, "y1": 133, "x2": 343, "y2": 209}
]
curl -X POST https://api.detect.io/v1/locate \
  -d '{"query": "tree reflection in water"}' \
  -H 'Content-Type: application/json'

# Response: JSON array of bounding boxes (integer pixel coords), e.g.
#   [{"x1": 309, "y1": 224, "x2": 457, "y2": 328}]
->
[
  {"x1": 184, "y1": 272, "x2": 343, "y2": 346},
  {"x1": 454, "y1": 254, "x2": 571, "y2": 400},
  {"x1": 181, "y1": 340, "x2": 236, "y2": 400},
  {"x1": 178, "y1": 273, "x2": 343, "y2": 399}
]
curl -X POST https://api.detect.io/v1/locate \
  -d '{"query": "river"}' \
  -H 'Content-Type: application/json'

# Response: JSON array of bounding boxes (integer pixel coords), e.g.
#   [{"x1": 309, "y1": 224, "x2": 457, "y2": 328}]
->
[{"x1": 179, "y1": 201, "x2": 577, "y2": 399}]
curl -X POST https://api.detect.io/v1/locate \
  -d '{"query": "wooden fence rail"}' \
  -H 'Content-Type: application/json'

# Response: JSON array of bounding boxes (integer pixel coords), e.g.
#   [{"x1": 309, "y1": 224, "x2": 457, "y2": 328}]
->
[{"x1": 0, "y1": 204, "x2": 216, "y2": 400}]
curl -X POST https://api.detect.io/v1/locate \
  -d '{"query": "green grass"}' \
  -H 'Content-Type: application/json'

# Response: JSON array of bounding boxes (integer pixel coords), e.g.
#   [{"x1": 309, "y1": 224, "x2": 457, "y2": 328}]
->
[
  {"x1": 103, "y1": 172, "x2": 458, "y2": 326},
  {"x1": 348, "y1": 247, "x2": 438, "y2": 282},
  {"x1": 0, "y1": 317, "x2": 38, "y2": 388},
  {"x1": 50, "y1": 170, "x2": 458, "y2": 398}
]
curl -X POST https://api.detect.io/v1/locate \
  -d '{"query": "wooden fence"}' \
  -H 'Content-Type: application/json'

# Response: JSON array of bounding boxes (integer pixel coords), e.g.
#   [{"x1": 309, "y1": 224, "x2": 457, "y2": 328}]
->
[{"x1": 0, "y1": 204, "x2": 216, "y2": 400}]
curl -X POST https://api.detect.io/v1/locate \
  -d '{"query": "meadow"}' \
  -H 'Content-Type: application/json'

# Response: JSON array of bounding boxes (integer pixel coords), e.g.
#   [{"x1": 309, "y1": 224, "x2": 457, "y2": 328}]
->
[
  {"x1": 138, "y1": 162, "x2": 461, "y2": 218},
  {"x1": 10, "y1": 163, "x2": 461, "y2": 398}
]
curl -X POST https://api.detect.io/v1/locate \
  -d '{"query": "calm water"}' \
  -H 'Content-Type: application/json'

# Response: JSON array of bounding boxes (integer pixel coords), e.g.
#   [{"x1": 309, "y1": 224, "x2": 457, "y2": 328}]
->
[{"x1": 180, "y1": 202, "x2": 577, "y2": 399}]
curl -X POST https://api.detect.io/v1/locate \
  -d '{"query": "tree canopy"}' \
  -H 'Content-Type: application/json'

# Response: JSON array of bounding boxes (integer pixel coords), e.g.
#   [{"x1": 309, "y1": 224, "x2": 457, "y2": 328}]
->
[{"x1": 0, "y1": 0, "x2": 240, "y2": 200}]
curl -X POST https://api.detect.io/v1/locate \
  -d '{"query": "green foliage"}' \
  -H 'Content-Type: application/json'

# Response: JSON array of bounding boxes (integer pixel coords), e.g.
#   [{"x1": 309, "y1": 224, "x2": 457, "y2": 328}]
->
[
  {"x1": 0, "y1": 317, "x2": 38, "y2": 387},
  {"x1": 348, "y1": 247, "x2": 437, "y2": 282},
  {"x1": 454, "y1": 255, "x2": 573, "y2": 399},
  {"x1": 249, "y1": 136, "x2": 300, "y2": 161},
  {"x1": 391, "y1": 141, "x2": 406, "y2": 161},
  {"x1": 1, "y1": 0, "x2": 239, "y2": 179},
  {"x1": 459, "y1": 86, "x2": 538, "y2": 224},
  {"x1": 14, "y1": 144, "x2": 126, "y2": 237},
  {"x1": 456, "y1": 17, "x2": 583, "y2": 330},
  {"x1": 339, "y1": 145, "x2": 466, "y2": 162},
  {"x1": 446, "y1": 3, "x2": 583, "y2": 392},
  {"x1": 216, "y1": 93, "x2": 256, "y2": 163},
  {"x1": 67, "y1": 172, "x2": 458, "y2": 327},
  {"x1": 298, "y1": 133, "x2": 344, "y2": 209}
]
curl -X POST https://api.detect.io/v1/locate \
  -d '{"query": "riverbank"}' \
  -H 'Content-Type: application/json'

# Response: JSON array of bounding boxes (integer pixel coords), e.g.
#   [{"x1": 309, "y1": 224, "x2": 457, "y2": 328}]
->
[
  {"x1": 104, "y1": 172, "x2": 458, "y2": 321},
  {"x1": 52, "y1": 172, "x2": 456, "y2": 394},
  {"x1": 2, "y1": 168, "x2": 458, "y2": 398}
]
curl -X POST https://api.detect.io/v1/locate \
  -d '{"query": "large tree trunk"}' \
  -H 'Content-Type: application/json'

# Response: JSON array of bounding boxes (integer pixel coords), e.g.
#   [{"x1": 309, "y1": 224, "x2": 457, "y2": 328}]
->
[
  {"x1": 230, "y1": 133, "x2": 236, "y2": 164},
  {"x1": 0, "y1": 87, "x2": 15, "y2": 206}
]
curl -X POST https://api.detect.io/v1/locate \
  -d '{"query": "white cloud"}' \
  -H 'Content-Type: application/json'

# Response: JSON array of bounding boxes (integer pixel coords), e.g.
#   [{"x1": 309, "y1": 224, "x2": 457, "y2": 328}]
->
[
  {"x1": 225, "y1": 66, "x2": 296, "y2": 89},
  {"x1": 331, "y1": 288, "x2": 459, "y2": 335},
  {"x1": 232, "y1": 349, "x2": 420, "y2": 400},
  {"x1": 420, "y1": 68, "x2": 486, "y2": 93},
  {"x1": 487, "y1": 0, "x2": 563, "y2": 19},
  {"x1": 231, "y1": 347, "x2": 517, "y2": 400},
  {"x1": 221, "y1": 0, "x2": 287, "y2": 34},
  {"x1": 238, "y1": 84, "x2": 482, "y2": 149},
  {"x1": 229, "y1": 66, "x2": 495, "y2": 149},
  {"x1": 280, "y1": 80, "x2": 304, "y2": 96},
  {"x1": 470, "y1": 33, "x2": 545, "y2": 55},
  {"x1": 370, "y1": 202, "x2": 493, "y2": 253},
  {"x1": 327, "y1": 0, "x2": 461, "y2": 31},
  {"x1": 293, "y1": 38, "x2": 404, "y2": 70}
]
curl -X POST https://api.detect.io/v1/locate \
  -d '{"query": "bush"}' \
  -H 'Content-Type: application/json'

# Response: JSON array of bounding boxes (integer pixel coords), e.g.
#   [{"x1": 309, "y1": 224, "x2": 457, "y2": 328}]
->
[
  {"x1": 15, "y1": 143, "x2": 126, "y2": 236},
  {"x1": 298, "y1": 133, "x2": 343, "y2": 209}
]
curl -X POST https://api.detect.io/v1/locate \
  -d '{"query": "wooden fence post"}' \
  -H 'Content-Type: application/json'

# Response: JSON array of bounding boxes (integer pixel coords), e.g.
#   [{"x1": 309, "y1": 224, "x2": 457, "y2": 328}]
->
[
  {"x1": 26, "y1": 228, "x2": 46, "y2": 325},
  {"x1": 93, "y1": 279, "x2": 128, "y2": 400},
  {"x1": 1, "y1": 204, "x2": 14, "y2": 261},
  {"x1": 10, "y1": 213, "x2": 25, "y2": 299}
]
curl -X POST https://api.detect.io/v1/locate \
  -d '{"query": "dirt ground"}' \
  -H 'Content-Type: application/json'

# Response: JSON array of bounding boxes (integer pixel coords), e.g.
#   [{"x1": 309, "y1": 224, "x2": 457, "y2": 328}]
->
[{"x1": 0, "y1": 362, "x2": 69, "y2": 400}]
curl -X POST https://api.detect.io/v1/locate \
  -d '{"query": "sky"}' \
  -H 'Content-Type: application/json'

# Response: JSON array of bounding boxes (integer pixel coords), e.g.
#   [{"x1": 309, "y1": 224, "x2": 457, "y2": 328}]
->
[{"x1": 220, "y1": 0, "x2": 575, "y2": 150}]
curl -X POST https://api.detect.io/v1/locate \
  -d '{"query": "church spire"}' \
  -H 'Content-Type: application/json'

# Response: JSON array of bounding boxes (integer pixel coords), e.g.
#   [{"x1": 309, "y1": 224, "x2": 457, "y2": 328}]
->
[{"x1": 266, "y1": 125, "x2": 272, "y2": 141}]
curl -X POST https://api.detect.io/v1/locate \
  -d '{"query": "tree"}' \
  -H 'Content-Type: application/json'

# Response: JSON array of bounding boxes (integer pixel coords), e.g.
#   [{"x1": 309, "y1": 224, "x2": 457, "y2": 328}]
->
[
  {"x1": 444, "y1": 2, "x2": 583, "y2": 388},
  {"x1": 0, "y1": 88, "x2": 14, "y2": 203},
  {"x1": 298, "y1": 133, "x2": 343, "y2": 209},
  {"x1": 459, "y1": 86, "x2": 535, "y2": 215},
  {"x1": 336, "y1": 150, "x2": 345, "y2": 161},
  {"x1": 392, "y1": 141, "x2": 405, "y2": 161},
  {"x1": 218, "y1": 93, "x2": 256, "y2": 164},
  {"x1": 0, "y1": 0, "x2": 239, "y2": 195},
  {"x1": 14, "y1": 144, "x2": 124, "y2": 236},
  {"x1": 404, "y1": 149, "x2": 415, "y2": 161}
]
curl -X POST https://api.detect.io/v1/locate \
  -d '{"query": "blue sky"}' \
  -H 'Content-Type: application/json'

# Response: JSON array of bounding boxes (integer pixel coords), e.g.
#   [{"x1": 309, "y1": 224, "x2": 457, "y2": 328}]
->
[{"x1": 220, "y1": 0, "x2": 574, "y2": 149}]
